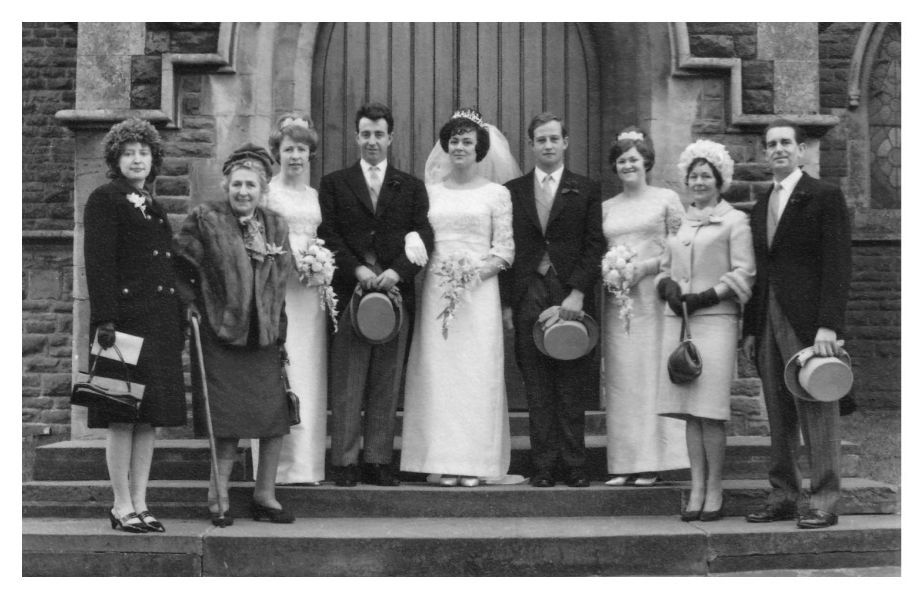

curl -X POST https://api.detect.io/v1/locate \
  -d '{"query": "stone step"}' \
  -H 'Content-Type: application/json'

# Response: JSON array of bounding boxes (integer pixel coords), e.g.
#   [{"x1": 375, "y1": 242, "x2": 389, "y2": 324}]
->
[
  {"x1": 22, "y1": 514, "x2": 901, "y2": 576},
  {"x1": 22, "y1": 478, "x2": 899, "y2": 519},
  {"x1": 32, "y1": 436, "x2": 861, "y2": 481}
]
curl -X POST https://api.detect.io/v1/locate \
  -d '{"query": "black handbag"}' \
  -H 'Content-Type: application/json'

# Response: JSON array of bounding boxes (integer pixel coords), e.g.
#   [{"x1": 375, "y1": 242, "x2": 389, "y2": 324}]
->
[
  {"x1": 667, "y1": 302, "x2": 703, "y2": 385},
  {"x1": 71, "y1": 345, "x2": 144, "y2": 418},
  {"x1": 280, "y1": 347, "x2": 301, "y2": 426}
]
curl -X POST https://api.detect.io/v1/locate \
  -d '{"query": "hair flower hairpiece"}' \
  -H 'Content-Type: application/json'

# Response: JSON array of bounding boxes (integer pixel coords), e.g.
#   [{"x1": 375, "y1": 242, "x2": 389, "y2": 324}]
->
[
  {"x1": 617, "y1": 131, "x2": 644, "y2": 142},
  {"x1": 676, "y1": 139, "x2": 734, "y2": 193},
  {"x1": 280, "y1": 116, "x2": 311, "y2": 130},
  {"x1": 451, "y1": 108, "x2": 484, "y2": 127}
]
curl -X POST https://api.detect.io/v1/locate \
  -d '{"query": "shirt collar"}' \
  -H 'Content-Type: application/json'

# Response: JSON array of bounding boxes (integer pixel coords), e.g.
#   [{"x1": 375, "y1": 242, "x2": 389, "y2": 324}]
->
[
  {"x1": 361, "y1": 159, "x2": 387, "y2": 177},
  {"x1": 535, "y1": 165, "x2": 564, "y2": 184},
  {"x1": 774, "y1": 167, "x2": 803, "y2": 193}
]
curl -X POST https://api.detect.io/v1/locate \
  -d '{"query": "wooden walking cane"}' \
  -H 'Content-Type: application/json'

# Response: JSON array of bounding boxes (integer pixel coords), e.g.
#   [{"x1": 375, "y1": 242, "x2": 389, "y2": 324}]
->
[{"x1": 190, "y1": 314, "x2": 228, "y2": 527}]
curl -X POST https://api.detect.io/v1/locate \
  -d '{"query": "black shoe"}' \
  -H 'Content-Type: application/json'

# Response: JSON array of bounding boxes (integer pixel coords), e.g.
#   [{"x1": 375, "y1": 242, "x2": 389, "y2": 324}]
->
[
  {"x1": 209, "y1": 512, "x2": 234, "y2": 527},
  {"x1": 746, "y1": 502, "x2": 798, "y2": 523},
  {"x1": 250, "y1": 500, "x2": 295, "y2": 524},
  {"x1": 137, "y1": 510, "x2": 166, "y2": 533},
  {"x1": 362, "y1": 462, "x2": 400, "y2": 486},
  {"x1": 700, "y1": 504, "x2": 724, "y2": 522},
  {"x1": 797, "y1": 509, "x2": 838, "y2": 529},
  {"x1": 531, "y1": 472, "x2": 555, "y2": 488},
  {"x1": 566, "y1": 472, "x2": 591, "y2": 488},
  {"x1": 680, "y1": 508, "x2": 702, "y2": 522},
  {"x1": 333, "y1": 464, "x2": 359, "y2": 487},
  {"x1": 108, "y1": 508, "x2": 148, "y2": 533}
]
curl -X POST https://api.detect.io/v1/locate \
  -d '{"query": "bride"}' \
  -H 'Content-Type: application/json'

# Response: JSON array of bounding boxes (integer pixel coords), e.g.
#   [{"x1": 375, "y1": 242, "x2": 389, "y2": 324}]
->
[
  {"x1": 252, "y1": 113, "x2": 327, "y2": 484},
  {"x1": 400, "y1": 109, "x2": 520, "y2": 486}
]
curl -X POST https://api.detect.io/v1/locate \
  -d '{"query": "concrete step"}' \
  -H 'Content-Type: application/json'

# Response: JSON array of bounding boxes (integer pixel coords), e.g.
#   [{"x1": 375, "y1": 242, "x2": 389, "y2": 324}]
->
[
  {"x1": 22, "y1": 478, "x2": 899, "y2": 520},
  {"x1": 22, "y1": 514, "x2": 900, "y2": 576},
  {"x1": 32, "y1": 436, "x2": 861, "y2": 481}
]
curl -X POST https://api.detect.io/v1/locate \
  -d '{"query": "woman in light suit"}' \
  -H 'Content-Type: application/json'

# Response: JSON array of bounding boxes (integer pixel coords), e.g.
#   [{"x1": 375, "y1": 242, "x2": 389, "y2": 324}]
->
[{"x1": 655, "y1": 140, "x2": 755, "y2": 522}]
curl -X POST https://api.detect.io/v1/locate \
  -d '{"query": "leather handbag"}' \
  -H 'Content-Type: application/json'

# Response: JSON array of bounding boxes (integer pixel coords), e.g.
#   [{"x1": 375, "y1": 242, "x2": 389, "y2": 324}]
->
[
  {"x1": 71, "y1": 345, "x2": 144, "y2": 418},
  {"x1": 280, "y1": 347, "x2": 300, "y2": 426},
  {"x1": 667, "y1": 302, "x2": 702, "y2": 385}
]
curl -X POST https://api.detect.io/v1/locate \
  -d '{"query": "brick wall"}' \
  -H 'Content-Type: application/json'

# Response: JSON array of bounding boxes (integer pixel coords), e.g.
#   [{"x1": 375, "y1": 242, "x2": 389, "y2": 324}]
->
[
  {"x1": 22, "y1": 244, "x2": 74, "y2": 436},
  {"x1": 22, "y1": 22, "x2": 77, "y2": 232}
]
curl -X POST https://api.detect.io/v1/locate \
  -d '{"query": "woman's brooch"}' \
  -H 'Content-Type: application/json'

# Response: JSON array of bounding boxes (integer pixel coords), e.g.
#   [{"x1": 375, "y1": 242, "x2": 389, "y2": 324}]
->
[{"x1": 126, "y1": 192, "x2": 150, "y2": 220}]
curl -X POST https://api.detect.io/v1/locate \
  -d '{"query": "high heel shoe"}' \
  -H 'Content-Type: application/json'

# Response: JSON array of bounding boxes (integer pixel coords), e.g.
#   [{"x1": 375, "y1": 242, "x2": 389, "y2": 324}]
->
[
  {"x1": 700, "y1": 500, "x2": 724, "y2": 522},
  {"x1": 108, "y1": 508, "x2": 148, "y2": 533},
  {"x1": 250, "y1": 500, "x2": 295, "y2": 523},
  {"x1": 680, "y1": 508, "x2": 702, "y2": 522},
  {"x1": 137, "y1": 510, "x2": 166, "y2": 532},
  {"x1": 208, "y1": 497, "x2": 233, "y2": 527}
]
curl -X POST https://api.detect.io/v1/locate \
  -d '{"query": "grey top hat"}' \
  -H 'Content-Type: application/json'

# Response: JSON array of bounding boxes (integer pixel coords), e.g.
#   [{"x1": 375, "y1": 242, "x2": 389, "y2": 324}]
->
[
  {"x1": 783, "y1": 345, "x2": 853, "y2": 402},
  {"x1": 532, "y1": 308, "x2": 600, "y2": 361},
  {"x1": 349, "y1": 287, "x2": 403, "y2": 344}
]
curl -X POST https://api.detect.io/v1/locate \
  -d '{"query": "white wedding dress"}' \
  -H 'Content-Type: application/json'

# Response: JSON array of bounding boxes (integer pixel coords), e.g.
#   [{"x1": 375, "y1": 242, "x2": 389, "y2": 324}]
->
[
  {"x1": 400, "y1": 182, "x2": 515, "y2": 479},
  {"x1": 252, "y1": 183, "x2": 328, "y2": 483}
]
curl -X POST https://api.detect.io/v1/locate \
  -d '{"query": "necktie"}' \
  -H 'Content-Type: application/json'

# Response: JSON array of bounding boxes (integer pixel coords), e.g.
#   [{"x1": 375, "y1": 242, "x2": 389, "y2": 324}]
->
[
  {"x1": 368, "y1": 165, "x2": 381, "y2": 210},
  {"x1": 536, "y1": 174, "x2": 553, "y2": 232},
  {"x1": 767, "y1": 182, "x2": 781, "y2": 246},
  {"x1": 536, "y1": 174, "x2": 554, "y2": 275}
]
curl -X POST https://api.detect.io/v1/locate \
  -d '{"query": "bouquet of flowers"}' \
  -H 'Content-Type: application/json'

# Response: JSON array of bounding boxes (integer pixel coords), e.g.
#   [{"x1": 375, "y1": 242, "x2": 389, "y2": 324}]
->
[
  {"x1": 295, "y1": 238, "x2": 339, "y2": 332},
  {"x1": 601, "y1": 244, "x2": 638, "y2": 334},
  {"x1": 432, "y1": 252, "x2": 482, "y2": 339}
]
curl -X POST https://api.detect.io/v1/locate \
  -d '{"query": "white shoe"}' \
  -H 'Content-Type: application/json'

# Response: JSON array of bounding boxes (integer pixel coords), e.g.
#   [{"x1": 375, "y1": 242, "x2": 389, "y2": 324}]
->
[
  {"x1": 633, "y1": 474, "x2": 660, "y2": 487},
  {"x1": 459, "y1": 476, "x2": 481, "y2": 487},
  {"x1": 604, "y1": 475, "x2": 632, "y2": 486},
  {"x1": 439, "y1": 475, "x2": 459, "y2": 487}
]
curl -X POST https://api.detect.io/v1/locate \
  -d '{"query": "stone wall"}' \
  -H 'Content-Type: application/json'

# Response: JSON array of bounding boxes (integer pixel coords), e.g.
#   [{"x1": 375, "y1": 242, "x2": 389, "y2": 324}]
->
[
  {"x1": 22, "y1": 22, "x2": 77, "y2": 232},
  {"x1": 22, "y1": 243, "x2": 74, "y2": 436}
]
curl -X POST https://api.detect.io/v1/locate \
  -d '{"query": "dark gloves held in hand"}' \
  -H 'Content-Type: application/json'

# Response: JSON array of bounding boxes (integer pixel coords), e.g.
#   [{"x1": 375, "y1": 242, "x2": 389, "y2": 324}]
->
[
  {"x1": 656, "y1": 278, "x2": 683, "y2": 316},
  {"x1": 97, "y1": 322, "x2": 116, "y2": 349},
  {"x1": 681, "y1": 288, "x2": 721, "y2": 314}
]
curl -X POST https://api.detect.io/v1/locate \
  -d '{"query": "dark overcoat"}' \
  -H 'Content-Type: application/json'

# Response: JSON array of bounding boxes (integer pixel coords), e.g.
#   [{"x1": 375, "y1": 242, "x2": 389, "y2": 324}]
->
[{"x1": 83, "y1": 177, "x2": 186, "y2": 428}]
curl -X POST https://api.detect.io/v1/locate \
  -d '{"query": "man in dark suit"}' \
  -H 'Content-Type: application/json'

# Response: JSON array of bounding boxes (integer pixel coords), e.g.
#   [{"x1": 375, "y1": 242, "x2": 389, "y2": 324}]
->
[
  {"x1": 500, "y1": 112, "x2": 604, "y2": 488},
  {"x1": 742, "y1": 119, "x2": 852, "y2": 529},
  {"x1": 317, "y1": 102, "x2": 434, "y2": 487}
]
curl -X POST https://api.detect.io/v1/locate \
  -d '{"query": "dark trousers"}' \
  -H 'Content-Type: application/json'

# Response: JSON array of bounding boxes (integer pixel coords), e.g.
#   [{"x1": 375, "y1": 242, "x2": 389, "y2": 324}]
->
[
  {"x1": 513, "y1": 271, "x2": 591, "y2": 476},
  {"x1": 757, "y1": 289, "x2": 841, "y2": 512},
  {"x1": 328, "y1": 299, "x2": 409, "y2": 467}
]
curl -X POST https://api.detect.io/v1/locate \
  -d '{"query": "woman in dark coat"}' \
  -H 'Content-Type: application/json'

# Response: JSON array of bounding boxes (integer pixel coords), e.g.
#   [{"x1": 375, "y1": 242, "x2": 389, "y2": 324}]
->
[
  {"x1": 174, "y1": 144, "x2": 295, "y2": 525},
  {"x1": 83, "y1": 117, "x2": 187, "y2": 533}
]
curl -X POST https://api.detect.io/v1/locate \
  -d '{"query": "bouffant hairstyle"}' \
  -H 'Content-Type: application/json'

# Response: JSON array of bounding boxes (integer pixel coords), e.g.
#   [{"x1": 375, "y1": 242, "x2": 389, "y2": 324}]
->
[
  {"x1": 763, "y1": 118, "x2": 806, "y2": 146},
  {"x1": 268, "y1": 112, "x2": 320, "y2": 162},
  {"x1": 102, "y1": 117, "x2": 163, "y2": 182},
  {"x1": 608, "y1": 126, "x2": 655, "y2": 172},
  {"x1": 438, "y1": 116, "x2": 490, "y2": 162},
  {"x1": 355, "y1": 101, "x2": 394, "y2": 133},
  {"x1": 527, "y1": 112, "x2": 568, "y2": 140}
]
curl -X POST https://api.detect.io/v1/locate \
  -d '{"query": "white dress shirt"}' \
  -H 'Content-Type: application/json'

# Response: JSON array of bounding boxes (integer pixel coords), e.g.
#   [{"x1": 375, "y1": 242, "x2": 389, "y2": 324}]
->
[{"x1": 772, "y1": 167, "x2": 803, "y2": 221}]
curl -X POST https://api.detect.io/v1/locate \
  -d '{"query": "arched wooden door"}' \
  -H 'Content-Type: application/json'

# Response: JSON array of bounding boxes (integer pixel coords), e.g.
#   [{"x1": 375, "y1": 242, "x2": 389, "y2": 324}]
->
[{"x1": 312, "y1": 22, "x2": 602, "y2": 410}]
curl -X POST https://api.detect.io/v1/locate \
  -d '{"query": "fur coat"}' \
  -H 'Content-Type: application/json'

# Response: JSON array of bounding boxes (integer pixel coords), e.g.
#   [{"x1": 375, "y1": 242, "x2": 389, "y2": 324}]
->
[{"x1": 174, "y1": 201, "x2": 292, "y2": 347}]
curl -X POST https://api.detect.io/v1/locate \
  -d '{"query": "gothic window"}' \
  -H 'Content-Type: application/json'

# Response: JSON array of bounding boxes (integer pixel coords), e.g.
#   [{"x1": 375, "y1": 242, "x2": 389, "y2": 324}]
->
[{"x1": 867, "y1": 24, "x2": 900, "y2": 209}]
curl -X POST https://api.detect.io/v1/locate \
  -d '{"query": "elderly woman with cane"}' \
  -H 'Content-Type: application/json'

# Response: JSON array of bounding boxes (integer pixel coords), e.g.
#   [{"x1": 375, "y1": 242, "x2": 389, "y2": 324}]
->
[{"x1": 174, "y1": 144, "x2": 295, "y2": 525}]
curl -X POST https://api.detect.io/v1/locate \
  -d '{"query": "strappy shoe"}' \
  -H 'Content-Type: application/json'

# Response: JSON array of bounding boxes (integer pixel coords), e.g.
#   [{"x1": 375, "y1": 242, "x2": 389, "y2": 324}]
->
[
  {"x1": 137, "y1": 510, "x2": 166, "y2": 532},
  {"x1": 108, "y1": 508, "x2": 148, "y2": 533}
]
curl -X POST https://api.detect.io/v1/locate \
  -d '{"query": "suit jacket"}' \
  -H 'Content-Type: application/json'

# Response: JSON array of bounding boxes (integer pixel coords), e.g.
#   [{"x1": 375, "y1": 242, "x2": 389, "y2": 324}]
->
[
  {"x1": 317, "y1": 162, "x2": 434, "y2": 312},
  {"x1": 499, "y1": 169, "x2": 604, "y2": 308},
  {"x1": 742, "y1": 171, "x2": 852, "y2": 345},
  {"x1": 173, "y1": 201, "x2": 292, "y2": 347},
  {"x1": 84, "y1": 178, "x2": 181, "y2": 329}
]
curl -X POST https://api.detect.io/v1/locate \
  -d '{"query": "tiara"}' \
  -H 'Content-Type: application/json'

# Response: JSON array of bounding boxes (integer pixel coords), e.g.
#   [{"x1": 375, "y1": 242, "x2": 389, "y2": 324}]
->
[
  {"x1": 618, "y1": 131, "x2": 644, "y2": 142},
  {"x1": 451, "y1": 108, "x2": 484, "y2": 127}
]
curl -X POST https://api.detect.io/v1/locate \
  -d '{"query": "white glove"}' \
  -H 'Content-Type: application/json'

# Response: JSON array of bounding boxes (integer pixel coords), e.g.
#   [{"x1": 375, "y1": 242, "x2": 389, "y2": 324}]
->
[{"x1": 404, "y1": 232, "x2": 429, "y2": 267}]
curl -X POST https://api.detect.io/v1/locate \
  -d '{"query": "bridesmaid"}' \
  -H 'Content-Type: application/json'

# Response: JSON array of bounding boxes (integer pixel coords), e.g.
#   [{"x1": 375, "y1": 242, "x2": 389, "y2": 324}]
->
[
  {"x1": 601, "y1": 127, "x2": 689, "y2": 487},
  {"x1": 252, "y1": 113, "x2": 327, "y2": 485}
]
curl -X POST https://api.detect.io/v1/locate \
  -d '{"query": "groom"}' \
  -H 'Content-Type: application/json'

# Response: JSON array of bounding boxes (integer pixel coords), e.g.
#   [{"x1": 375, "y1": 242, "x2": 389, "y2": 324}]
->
[
  {"x1": 500, "y1": 112, "x2": 604, "y2": 487},
  {"x1": 317, "y1": 101, "x2": 434, "y2": 486}
]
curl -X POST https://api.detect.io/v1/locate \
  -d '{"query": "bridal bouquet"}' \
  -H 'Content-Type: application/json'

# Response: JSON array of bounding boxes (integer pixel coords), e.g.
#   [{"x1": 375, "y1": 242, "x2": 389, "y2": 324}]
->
[
  {"x1": 295, "y1": 239, "x2": 339, "y2": 332},
  {"x1": 432, "y1": 252, "x2": 482, "y2": 339},
  {"x1": 601, "y1": 244, "x2": 638, "y2": 334}
]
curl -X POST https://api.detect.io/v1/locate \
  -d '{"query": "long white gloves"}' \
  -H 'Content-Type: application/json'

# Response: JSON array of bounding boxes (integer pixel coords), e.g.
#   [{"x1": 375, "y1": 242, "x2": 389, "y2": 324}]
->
[{"x1": 404, "y1": 231, "x2": 429, "y2": 267}]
